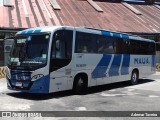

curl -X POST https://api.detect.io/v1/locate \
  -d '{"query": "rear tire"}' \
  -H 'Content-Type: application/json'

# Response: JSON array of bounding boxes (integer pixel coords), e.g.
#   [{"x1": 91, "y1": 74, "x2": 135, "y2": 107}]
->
[
  {"x1": 131, "y1": 70, "x2": 139, "y2": 85},
  {"x1": 73, "y1": 76, "x2": 87, "y2": 94}
]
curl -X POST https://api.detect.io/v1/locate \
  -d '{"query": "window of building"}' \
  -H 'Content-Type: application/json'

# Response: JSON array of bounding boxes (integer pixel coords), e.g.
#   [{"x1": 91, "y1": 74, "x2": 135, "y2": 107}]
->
[{"x1": 0, "y1": 33, "x2": 5, "y2": 39}]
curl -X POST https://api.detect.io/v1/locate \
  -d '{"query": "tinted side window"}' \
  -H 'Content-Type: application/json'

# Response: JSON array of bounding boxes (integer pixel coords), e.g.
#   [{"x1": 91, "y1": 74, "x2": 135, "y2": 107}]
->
[
  {"x1": 141, "y1": 41, "x2": 155, "y2": 55},
  {"x1": 64, "y1": 30, "x2": 73, "y2": 58},
  {"x1": 50, "y1": 30, "x2": 73, "y2": 72},
  {"x1": 150, "y1": 43, "x2": 155, "y2": 55},
  {"x1": 130, "y1": 40, "x2": 140, "y2": 54},
  {"x1": 75, "y1": 32, "x2": 97, "y2": 53},
  {"x1": 75, "y1": 32, "x2": 115, "y2": 54},
  {"x1": 128, "y1": 40, "x2": 155, "y2": 55},
  {"x1": 97, "y1": 36, "x2": 115, "y2": 54},
  {"x1": 51, "y1": 30, "x2": 73, "y2": 59},
  {"x1": 115, "y1": 38, "x2": 130, "y2": 54}
]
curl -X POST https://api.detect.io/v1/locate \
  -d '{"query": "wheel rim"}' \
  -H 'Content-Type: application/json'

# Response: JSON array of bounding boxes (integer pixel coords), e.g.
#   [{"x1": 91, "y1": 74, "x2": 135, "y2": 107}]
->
[
  {"x1": 78, "y1": 78, "x2": 83, "y2": 87},
  {"x1": 132, "y1": 73, "x2": 137, "y2": 83}
]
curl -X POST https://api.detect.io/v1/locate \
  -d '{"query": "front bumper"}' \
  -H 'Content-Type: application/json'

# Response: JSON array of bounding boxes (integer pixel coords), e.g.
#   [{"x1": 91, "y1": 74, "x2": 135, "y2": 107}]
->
[{"x1": 7, "y1": 73, "x2": 50, "y2": 94}]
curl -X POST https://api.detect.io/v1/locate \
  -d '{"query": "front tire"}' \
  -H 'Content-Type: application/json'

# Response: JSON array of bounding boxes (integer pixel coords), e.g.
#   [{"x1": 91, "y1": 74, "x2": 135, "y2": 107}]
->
[
  {"x1": 73, "y1": 76, "x2": 87, "y2": 94},
  {"x1": 131, "y1": 70, "x2": 139, "y2": 85}
]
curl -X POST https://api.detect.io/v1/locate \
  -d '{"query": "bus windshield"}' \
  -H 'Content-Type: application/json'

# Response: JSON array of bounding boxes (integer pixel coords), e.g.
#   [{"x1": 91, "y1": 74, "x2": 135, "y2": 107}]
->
[{"x1": 8, "y1": 33, "x2": 50, "y2": 69}]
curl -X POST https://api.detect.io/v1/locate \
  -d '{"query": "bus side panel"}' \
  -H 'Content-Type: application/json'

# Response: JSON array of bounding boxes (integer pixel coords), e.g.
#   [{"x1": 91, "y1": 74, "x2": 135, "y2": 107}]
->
[
  {"x1": 110, "y1": 54, "x2": 131, "y2": 83},
  {"x1": 129, "y1": 55, "x2": 155, "y2": 78},
  {"x1": 151, "y1": 55, "x2": 156, "y2": 74},
  {"x1": 48, "y1": 53, "x2": 103, "y2": 93},
  {"x1": 48, "y1": 54, "x2": 155, "y2": 93},
  {"x1": 49, "y1": 68, "x2": 71, "y2": 93},
  {"x1": 73, "y1": 53, "x2": 104, "y2": 87}
]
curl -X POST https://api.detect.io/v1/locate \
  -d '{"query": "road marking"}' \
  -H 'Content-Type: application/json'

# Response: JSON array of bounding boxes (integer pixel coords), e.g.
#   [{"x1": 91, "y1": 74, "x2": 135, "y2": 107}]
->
[
  {"x1": 0, "y1": 79, "x2": 7, "y2": 93},
  {"x1": 100, "y1": 93, "x2": 116, "y2": 97},
  {"x1": 125, "y1": 92, "x2": 140, "y2": 96},
  {"x1": 126, "y1": 82, "x2": 160, "y2": 92},
  {"x1": 101, "y1": 92, "x2": 140, "y2": 97},
  {"x1": 149, "y1": 95, "x2": 159, "y2": 98},
  {"x1": 108, "y1": 90, "x2": 116, "y2": 92},
  {"x1": 100, "y1": 93, "x2": 127, "y2": 97},
  {"x1": 1, "y1": 103, "x2": 31, "y2": 110},
  {"x1": 75, "y1": 107, "x2": 87, "y2": 111},
  {"x1": 127, "y1": 89, "x2": 135, "y2": 92}
]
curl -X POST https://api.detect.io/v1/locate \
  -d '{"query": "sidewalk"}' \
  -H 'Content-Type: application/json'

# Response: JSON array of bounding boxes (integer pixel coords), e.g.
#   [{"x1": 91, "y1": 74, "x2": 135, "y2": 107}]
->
[
  {"x1": 0, "y1": 78, "x2": 5, "y2": 80},
  {"x1": 154, "y1": 71, "x2": 160, "y2": 75}
]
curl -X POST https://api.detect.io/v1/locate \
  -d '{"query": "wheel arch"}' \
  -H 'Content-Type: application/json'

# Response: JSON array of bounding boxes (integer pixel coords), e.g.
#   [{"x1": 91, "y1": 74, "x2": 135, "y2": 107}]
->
[
  {"x1": 73, "y1": 72, "x2": 88, "y2": 89},
  {"x1": 132, "y1": 68, "x2": 139, "y2": 79}
]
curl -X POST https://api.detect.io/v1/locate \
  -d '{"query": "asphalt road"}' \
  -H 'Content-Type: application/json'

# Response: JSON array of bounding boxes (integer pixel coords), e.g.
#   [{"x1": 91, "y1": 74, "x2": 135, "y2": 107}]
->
[{"x1": 1, "y1": 72, "x2": 160, "y2": 120}]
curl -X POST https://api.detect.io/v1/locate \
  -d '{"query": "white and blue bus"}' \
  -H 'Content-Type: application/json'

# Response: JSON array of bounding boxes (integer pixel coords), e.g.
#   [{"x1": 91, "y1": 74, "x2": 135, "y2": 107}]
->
[{"x1": 6, "y1": 26, "x2": 156, "y2": 94}]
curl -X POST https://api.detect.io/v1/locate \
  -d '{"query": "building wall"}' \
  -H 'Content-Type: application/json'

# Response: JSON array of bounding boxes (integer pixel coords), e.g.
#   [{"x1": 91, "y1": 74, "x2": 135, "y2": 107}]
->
[
  {"x1": 156, "y1": 51, "x2": 160, "y2": 63},
  {"x1": 0, "y1": 31, "x2": 15, "y2": 66},
  {"x1": 0, "y1": 40, "x2": 4, "y2": 66}
]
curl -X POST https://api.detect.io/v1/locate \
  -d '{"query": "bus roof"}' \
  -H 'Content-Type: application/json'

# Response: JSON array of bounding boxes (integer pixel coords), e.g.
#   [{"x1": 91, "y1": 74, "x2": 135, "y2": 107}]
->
[{"x1": 16, "y1": 26, "x2": 155, "y2": 43}]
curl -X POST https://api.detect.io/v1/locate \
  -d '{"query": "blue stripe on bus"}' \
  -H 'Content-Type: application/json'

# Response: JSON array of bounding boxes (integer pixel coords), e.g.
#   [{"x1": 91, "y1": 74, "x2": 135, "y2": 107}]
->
[
  {"x1": 108, "y1": 54, "x2": 122, "y2": 77},
  {"x1": 101, "y1": 31, "x2": 129, "y2": 39},
  {"x1": 20, "y1": 31, "x2": 27, "y2": 34},
  {"x1": 92, "y1": 55, "x2": 112, "y2": 78},
  {"x1": 19, "y1": 29, "x2": 42, "y2": 34},
  {"x1": 26, "y1": 30, "x2": 34, "y2": 34},
  {"x1": 101, "y1": 31, "x2": 110, "y2": 36},
  {"x1": 121, "y1": 54, "x2": 130, "y2": 75},
  {"x1": 29, "y1": 75, "x2": 50, "y2": 93},
  {"x1": 112, "y1": 33, "x2": 121, "y2": 38},
  {"x1": 122, "y1": 34, "x2": 129, "y2": 39},
  {"x1": 33, "y1": 29, "x2": 41, "y2": 33}
]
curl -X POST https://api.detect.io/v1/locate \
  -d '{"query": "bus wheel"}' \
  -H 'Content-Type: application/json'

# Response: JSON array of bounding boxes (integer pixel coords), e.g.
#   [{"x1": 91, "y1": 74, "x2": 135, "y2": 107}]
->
[
  {"x1": 131, "y1": 70, "x2": 139, "y2": 85},
  {"x1": 73, "y1": 76, "x2": 87, "y2": 94}
]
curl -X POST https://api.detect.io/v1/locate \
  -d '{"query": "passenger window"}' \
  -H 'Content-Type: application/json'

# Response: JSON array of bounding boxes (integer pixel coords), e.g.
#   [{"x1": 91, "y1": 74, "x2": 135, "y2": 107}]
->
[
  {"x1": 52, "y1": 30, "x2": 73, "y2": 59},
  {"x1": 75, "y1": 32, "x2": 115, "y2": 54},
  {"x1": 50, "y1": 30, "x2": 73, "y2": 72},
  {"x1": 52, "y1": 31, "x2": 65, "y2": 59},
  {"x1": 116, "y1": 38, "x2": 130, "y2": 54},
  {"x1": 97, "y1": 35, "x2": 115, "y2": 54},
  {"x1": 75, "y1": 32, "x2": 97, "y2": 53}
]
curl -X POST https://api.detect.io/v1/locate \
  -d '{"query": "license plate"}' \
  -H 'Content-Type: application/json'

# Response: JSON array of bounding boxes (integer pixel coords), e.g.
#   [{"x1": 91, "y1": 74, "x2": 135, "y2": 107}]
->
[{"x1": 16, "y1": 82, "x2": 22, "y2": 87}]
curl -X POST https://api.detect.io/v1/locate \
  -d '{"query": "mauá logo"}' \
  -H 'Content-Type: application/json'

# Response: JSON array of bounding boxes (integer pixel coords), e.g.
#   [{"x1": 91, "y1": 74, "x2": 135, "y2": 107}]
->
[{"x1": 134, "y1": 57, "x2": 150, "y2": 64}]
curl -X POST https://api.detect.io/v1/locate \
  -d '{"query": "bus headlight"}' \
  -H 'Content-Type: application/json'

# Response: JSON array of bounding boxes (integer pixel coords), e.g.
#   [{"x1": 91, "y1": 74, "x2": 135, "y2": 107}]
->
[{"x1": 31, "y1": 74, "x2": 44, "y2": 81}]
